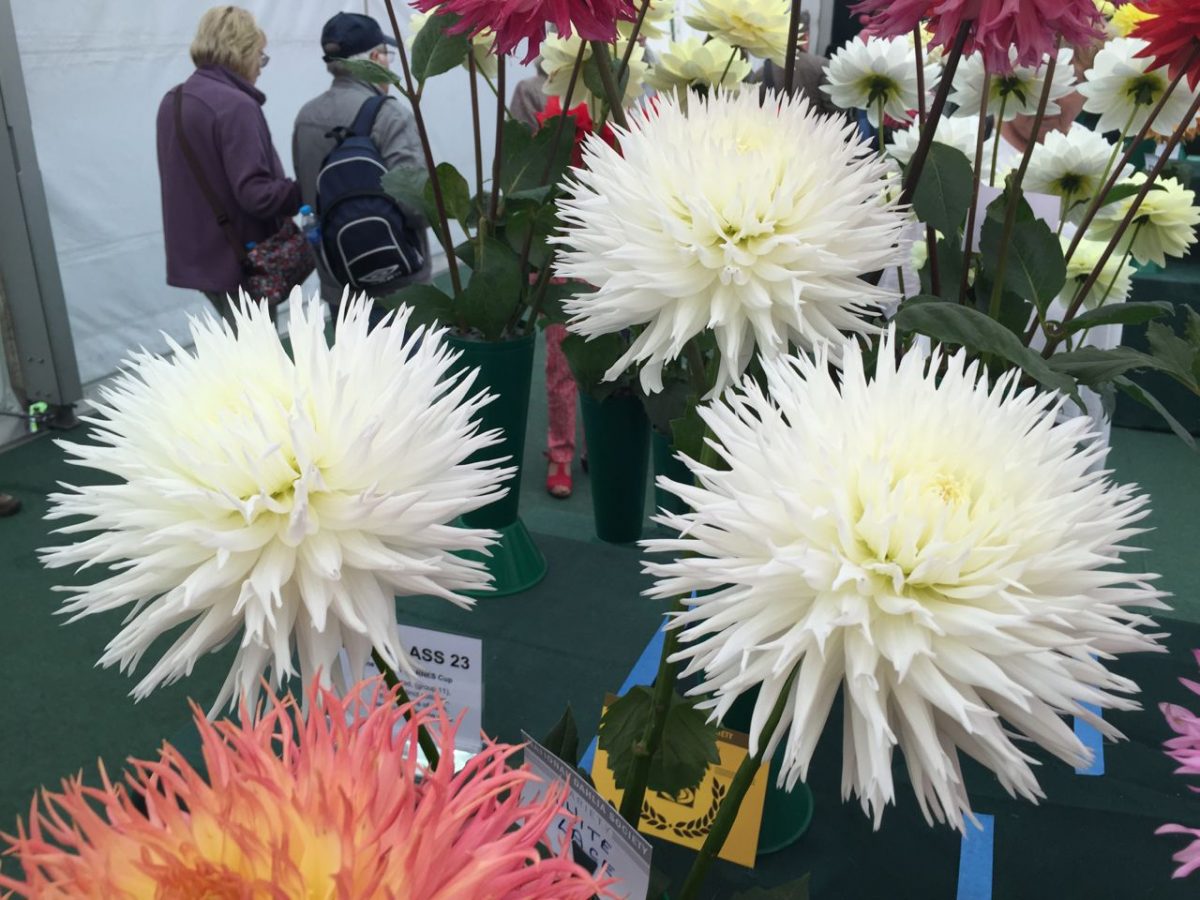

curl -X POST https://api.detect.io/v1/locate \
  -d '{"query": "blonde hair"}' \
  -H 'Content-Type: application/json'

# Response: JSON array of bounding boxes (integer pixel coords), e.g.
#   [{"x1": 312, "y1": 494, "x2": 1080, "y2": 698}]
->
[{"x1": 190, "y1": 6, "x2": 265, "y2": 80}]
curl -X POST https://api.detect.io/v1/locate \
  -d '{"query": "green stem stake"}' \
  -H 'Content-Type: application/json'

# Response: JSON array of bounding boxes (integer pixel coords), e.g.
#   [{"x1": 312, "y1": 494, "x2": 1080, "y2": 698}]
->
[
  {"x1": 591, "y1": 41, "x2": 629, "y2": 130},
  {"x1": 677, "y1": 666, "x2": 800, "y2": 900},
  {"x1": 371, "y1": 649, "x2": 441, "y2": 770}
]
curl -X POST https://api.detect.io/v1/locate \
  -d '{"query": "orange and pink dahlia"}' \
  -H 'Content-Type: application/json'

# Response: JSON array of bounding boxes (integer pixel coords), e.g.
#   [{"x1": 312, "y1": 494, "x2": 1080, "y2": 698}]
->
[
  {"x1": 0, "y1": 680, "x2": 612, "y2": 899},
  {"x1": 1133, "y1": 0, "x2": 1200, "y2": 90},
  {"x1": 412, "y1": 0, "x2": 637, "y2": 65},
  {"x1": 853, "y1": 0, "x2": 1105, "y2": 72}
]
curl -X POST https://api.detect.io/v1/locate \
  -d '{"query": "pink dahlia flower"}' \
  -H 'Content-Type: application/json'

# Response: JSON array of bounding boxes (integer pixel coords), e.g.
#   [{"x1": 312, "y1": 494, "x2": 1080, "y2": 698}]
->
[
  {"x1": 0, "y1": 679, "x2": 613, "y2": 899},
  {"x1": 413, "y1": 0, "x2": 637, "y2": 64},
  {"x1": 853, "y1": 0, "x2": 1105, "y2": 72},
  {"x1": 1157, "y1": 650, "x2": 1200, "y2": 879},
  {"x1": 1133, "y1": 0, "x2": 1200, "y2": 90}
]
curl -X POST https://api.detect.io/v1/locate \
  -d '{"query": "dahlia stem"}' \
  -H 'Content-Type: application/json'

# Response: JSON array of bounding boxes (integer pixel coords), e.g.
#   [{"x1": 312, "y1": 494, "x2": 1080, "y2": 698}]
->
[
  {"x1": 1095, "y1": 225, "x2": 1140, "y2": 311},
  {"x1": 960, "y1": 72, "x2": 992, "y2": 303},
  {"x1": 381, "y1": 0, "x2": 462, "y2": 297},
  {"x1": 371, "y1": 649, "x2": 442, "y2": 770},
  {"x1": 1063, "y1": 44, "x2": 1200, "y2": 266},
  {"x1": 479, "y1": 71, "x2": 517, "y2": 120},
  {"x1": 1098, "y1": 104, "x2": 1139, "y2": 202},
  {"x1": 913, "y1": 24, "x2": 941, "y2": 296},
  {"x1": 677, "y1": 665, "x2": 800, "y2": 900},
  {"x1": 987, "y1": 44, "x2": 1062, "y2": 323},
  {"x1": 591, "y1": 40, "x2": 629, "y2": 129},
  {"x1": 783, "y1": 0, "x2": 804, "y2": 96},
  {"x1": 467, "y1": 54, "x2": 484, "y2": 207},
  {"x1": 900, "y1": 19, "x2": 972, "y2": 209},
  {"x1": 619, "y1": 0, "x2": 652, "y2": 82},
  {"x1": 1044, "y1": 89, "x2": 1200, "y2": 354},
  {"x1": 720, "y1": 47, "x2": 740, "y2": 90},
  {"x1": 876, "y1": 96, "x2": 887, "y2": 156},
  {"x1": 989, "y1": 93, "x2": 1008, "y2": 188},
  {"x1": 488, "y1": 56, "x2": 507, "y2": 227}
]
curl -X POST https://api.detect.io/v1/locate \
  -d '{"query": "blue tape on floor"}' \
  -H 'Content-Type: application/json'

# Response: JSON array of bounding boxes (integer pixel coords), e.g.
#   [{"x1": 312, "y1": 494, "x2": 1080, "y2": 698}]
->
[
  {"x1": 1074, "y1": 702, "x2": 1105, "y2": 776},
  {"x1": 956, "y1": 814, "x2": 995, "y2": 900},
  {"x1": 579, "y1": 617, "x2": 667, "y2": 773}
]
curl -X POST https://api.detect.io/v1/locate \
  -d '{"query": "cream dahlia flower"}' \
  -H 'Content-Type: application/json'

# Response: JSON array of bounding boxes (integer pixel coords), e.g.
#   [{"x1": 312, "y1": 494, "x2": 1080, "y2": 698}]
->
[
  {"x1": 1081, "y1": 37, "x2": 1200, "y2": 137},
  {"x1": 951, "y1": 48, "x2": 1076, "y2": 122},
  {"x1": 620, "y1": 0, "x2": 674, "y2": 40},
  {"x1": 685, "y1": 0, "x2": 791, "y2": 65},
  {"x1": 410, "y1": 11, "x2": 498, "y2": 79},
  {"x1": 1060, "y1": 234, "x2": 1137, "y2": 309},
  {"x1": 553, "y1": 90, "x2": 909, "y2": 396},
  {"x1": 42, "y1": 296, "x2": 512, "y2": 711},
  {"x1": 1091, "y1": 173, "x2": 1200, "y2": 267},
  {"x1": 888, "y1": 115, "x2": 992, "y2": 173},
  {"x1": 647, "y1": 35, "x2": 751, "y2": 94},
  {"x1": 644, "y1": 332, "x2": 1165, "y2": 830},
  {"x1": 825, "y1": 35, "x2": 941, "y2": 127},
  {"x1": 1024, "y1": 125, "x2": 1122, "y2": 215},
  {"x1": 542, "y1": 33, "x2": 647, "y2": 109}
]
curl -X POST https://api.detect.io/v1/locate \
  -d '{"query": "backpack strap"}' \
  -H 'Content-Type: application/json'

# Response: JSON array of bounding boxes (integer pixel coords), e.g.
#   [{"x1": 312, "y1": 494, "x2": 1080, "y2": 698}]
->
[{"x1": 349, "y1": 94, "x2": 390, "y2": 138}]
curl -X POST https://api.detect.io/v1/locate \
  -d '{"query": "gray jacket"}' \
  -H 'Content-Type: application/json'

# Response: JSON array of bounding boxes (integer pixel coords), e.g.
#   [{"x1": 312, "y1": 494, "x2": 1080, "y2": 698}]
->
[{"x1": 292, "y1": 76, "x2": 430, "y2": 303}]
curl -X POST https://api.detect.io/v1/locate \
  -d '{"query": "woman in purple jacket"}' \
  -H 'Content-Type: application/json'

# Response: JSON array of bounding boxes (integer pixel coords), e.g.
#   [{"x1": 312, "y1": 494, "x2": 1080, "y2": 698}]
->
[{"x1": 156, "y1": 6, "x2": 300, "y2": 322}]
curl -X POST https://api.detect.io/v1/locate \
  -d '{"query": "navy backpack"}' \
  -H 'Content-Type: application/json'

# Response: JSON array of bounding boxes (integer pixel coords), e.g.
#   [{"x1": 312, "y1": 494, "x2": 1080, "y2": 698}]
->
[{"x1": 315, "y1": 94, "x2": 424, "y2": 295}]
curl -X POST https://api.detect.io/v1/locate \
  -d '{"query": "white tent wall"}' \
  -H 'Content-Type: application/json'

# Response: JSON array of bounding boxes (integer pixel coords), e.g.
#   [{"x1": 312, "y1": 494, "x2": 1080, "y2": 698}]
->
[{"x1": 10, "y1": 1, "x2": 531, "y2": 386}]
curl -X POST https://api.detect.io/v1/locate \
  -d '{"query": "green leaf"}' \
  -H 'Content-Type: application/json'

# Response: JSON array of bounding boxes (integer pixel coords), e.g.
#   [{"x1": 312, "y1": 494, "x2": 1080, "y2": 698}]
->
[
  {"x1": 1058, "y1": 301, "x2": 1175, "y2": 336},
  {"x1": 378, "y1": 283, "x2": 455, "y2": 329},
  {"x1": 1114, "y1": 377, "x2": 1198, "y2": 451},
  {"x1": 1147, "y1": 320, "x2": 1200, "y2": 392},
  {"x1": 1096, "y1": 179, "x2": 1164, "y2": 209},
  {"x1": 410, "y1": 12, "x2": 470, "y2": 84},
  {"x1": 733, "y1": 875, "x2": 812, "y2": 900},
  {"x1": 431, "y1": 161, "x2": 471, "y2": 225},
  {"x1": 534, "y1": 281, "x2": 579, "y2": 328},
  {"x1": 541, "y1": 705, "x2": 581, "y2": 768},
  {"x1": 980, "y1": 194, "x2": 1065, "y2": 314},
  {"x1": 1046, "y1": 346, "x2": 1165, "y2": 386},
  {"x1": 561, "y1": 332, "x2": 629, "y2": 399},
  {"x1": 640, "y1": 377, "x2": 692, "y2": 438},
  {"x1": 923, "y1": 236, "x2": 966, "y2": 302},
  {"x1": 340, "y1": 58, "x2": 403, "y2": 91},
  {"x1": 500, "y1": 115, "x2": 576, "y2": 197},
  {"x1": 458, "y1": 237, "x2": 524, "y2": 340},
  {"x1": 893, "y1": 301, "x2": 1077, "y2": 396},
  {"x1": 911, "y1": 142, "x2": 974, "y2": 239},
  {"x1": 582, "y1": 43, "x2": 630, "y2": 108},
  {"x1": 597, "y1": 687, "x2": 720, "y2": 797},
  {"x1": 382, "y1": 164, "x2": 434, "y2": 221},
  {"x1": 504, "y1": 201, "x2": 560, "y2": 269}
]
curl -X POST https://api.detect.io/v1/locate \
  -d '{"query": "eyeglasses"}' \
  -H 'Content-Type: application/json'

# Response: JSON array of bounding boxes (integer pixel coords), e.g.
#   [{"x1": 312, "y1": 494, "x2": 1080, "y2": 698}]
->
[{"x1": 260, "y1": 52, "x2": 270, "y2": 68}]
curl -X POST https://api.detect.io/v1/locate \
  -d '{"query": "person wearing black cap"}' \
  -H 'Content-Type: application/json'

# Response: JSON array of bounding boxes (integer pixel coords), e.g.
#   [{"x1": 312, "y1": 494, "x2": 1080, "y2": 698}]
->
[{"x1": 292, "y1": 12, "x2": 430, "y2": 312}]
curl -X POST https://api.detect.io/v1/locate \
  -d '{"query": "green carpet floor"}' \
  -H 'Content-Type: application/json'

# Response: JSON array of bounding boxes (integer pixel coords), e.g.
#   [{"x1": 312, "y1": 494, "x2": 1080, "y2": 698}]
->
[{"x1": 0, "y1": 344, "x2": 1197, "y2": 895}]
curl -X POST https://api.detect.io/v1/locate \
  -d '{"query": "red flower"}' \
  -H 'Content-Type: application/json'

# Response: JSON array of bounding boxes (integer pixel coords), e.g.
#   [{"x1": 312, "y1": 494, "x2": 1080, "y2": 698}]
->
[
  {"x1": 853, "y1": 0, "x2": 1104, "y2": 73},
  {"x1": 536, "y1": 95, "x2": 617, "y2": 168},
  {"x1": 1133, "y1": 0, "x2": 1200, "y2": 91},
  {"x1": 413, "y1": 0, "x2": 637, "y2": 65}
]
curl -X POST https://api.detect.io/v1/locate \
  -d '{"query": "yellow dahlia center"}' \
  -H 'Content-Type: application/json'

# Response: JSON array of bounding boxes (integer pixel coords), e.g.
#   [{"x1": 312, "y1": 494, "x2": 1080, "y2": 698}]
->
[{"x1": 927, "y1": 472, "x2": 967, "y2": 505}]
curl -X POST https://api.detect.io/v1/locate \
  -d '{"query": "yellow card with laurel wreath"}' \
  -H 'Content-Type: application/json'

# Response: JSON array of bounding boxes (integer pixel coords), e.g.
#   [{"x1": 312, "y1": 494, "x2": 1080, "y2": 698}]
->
[{"x1": 592, "y1": 721, "x2": 768, "y2": 868}]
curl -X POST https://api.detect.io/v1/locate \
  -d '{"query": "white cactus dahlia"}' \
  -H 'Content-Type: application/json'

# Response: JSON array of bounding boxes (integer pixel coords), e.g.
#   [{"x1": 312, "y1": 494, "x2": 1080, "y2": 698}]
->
[
  {"x1": 43, "y1": 295, "x2": 513, "y2": 711},
  {"x1": 554, "y1": 90, "x2": 908, "y2": 396},
  {"x1": 644, "y1": 332, "x2": 1166, "y2": 830}
]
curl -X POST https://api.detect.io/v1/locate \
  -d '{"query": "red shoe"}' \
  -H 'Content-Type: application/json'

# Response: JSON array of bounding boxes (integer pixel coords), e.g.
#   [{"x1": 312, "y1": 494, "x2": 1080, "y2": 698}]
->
[{"x1": 546, "y1": 460, "x2": 572, "y2": 499}]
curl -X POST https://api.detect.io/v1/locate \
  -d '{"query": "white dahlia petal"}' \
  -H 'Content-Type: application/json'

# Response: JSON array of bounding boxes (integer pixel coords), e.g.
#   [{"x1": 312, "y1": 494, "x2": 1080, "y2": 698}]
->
[
  {"x1": 553, "y1": 90, "x2": 909, "y2": 396},
  {"x1": 643, "y1": 331, "x2": 1167, "y2": 830},
  {"x1": 42, "y1": 295, "x2": 513, "y2": 712}
]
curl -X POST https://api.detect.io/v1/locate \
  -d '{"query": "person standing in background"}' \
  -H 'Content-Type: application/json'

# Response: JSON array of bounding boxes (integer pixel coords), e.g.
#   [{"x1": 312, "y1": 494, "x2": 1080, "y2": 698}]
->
[
  {"x1": 756, "y1": 12, "x2": 841, "y2": 116},
  {"x1": 156, "y1": 6, "x2": 301, "y2": 323},
  {"x1": 512, "y1": 65, "x2": 585, "y2": 500},
  {"x1": 292, "y1": 12, "x2": 430, "y2": 316}
]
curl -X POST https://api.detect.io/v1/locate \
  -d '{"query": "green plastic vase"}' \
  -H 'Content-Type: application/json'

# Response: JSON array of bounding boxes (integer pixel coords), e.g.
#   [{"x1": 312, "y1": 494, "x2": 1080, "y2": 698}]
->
[
  {"x1": 445, "y1": 332, "x2": 546, "y2": 596},
  {"x1": 579, "y1": 391, "x2": 651, "y2": 543},
  {"x1": 723, "y1": 690, "x2": 815, "y2": 855},
  {"x1": 651, "y1": 430, "x2": 692, "y2": 519}
]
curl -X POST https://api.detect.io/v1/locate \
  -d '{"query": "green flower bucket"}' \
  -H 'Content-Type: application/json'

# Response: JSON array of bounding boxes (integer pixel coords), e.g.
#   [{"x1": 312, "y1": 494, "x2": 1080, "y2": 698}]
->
[
  {"x1": 579, "y1": 391, "x2": 651, "y2": 543},
  {"x1": 446, "y1": 332, "x2": 547, "y2": 596},
  {"x1": 723, "y1": 689, "x2": 815, "y2": 855}
]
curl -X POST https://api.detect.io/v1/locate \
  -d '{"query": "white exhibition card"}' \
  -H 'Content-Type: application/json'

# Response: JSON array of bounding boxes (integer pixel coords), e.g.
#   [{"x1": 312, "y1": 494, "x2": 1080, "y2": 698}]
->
[{"x1": 521, "y1": 733, "x2": 653, "y2": 900}]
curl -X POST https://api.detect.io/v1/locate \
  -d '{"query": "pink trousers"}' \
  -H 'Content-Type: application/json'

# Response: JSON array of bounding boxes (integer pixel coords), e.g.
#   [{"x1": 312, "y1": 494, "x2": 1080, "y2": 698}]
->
[{"x1": 544, "y1": 323, "x2": 580, "y2": 465}]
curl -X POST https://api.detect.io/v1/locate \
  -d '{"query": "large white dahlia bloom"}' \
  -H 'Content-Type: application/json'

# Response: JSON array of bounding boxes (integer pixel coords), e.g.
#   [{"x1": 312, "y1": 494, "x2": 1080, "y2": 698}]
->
[
  {"x1": 644, "y1": 332, "x2": 1166, "y2": 830},
  {"x1": 43, "y1": 296, "x2": 512, "y2": 711},
  {"x1": 553, "y1": 90, "x2": 908, "y2": 396}
]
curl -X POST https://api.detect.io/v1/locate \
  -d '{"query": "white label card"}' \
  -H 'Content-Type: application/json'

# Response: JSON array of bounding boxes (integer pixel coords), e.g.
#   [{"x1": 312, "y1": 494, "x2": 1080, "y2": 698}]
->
[
  {"x1": 521, "y1": 732, "x2": 653, "y2": 900},
  {"x1": 363, "y1": 624, "x2": 484, "y2": 754}
]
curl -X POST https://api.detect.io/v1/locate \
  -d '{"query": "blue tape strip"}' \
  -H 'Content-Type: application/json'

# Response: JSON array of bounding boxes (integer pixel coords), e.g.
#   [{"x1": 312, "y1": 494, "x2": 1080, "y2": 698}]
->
[
  {"x1": 579, "y1": 617, "x2": 667, "y2": 773},
  {"x1": 956, "y1": 813, "x2": 995, "y2": 900},
  {"x1": 1074, "y1": 702, "x2": 1105, "y2": 776}
]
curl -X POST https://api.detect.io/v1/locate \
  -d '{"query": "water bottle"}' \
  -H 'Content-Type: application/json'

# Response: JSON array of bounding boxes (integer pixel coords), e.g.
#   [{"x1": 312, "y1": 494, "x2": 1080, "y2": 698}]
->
[{"x1": 299, "y1": 204, "x2": 321, "y2": 246}]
